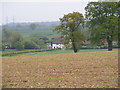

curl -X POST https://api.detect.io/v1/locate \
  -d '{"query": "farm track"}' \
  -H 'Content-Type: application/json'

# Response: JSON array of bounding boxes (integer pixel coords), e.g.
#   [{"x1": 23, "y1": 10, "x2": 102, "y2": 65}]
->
[{"x1": 2, "y1": 51, "x2": 118, "y2": 88}]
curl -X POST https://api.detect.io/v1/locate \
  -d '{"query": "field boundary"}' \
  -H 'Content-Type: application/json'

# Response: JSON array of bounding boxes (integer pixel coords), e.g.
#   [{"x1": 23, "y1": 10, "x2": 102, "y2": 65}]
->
[
  {"x1": 1, "y1": 48, "x2": 119, "y2": 57},
  {"x1": 2, "y1": 48, "x2": 58, "y2": 57}
]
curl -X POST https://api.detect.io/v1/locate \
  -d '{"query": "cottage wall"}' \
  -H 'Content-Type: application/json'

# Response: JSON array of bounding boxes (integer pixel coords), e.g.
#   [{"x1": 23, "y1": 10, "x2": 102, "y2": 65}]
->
[{"x1": 52, "y1": 44, "x2": 64, "y2": 49}]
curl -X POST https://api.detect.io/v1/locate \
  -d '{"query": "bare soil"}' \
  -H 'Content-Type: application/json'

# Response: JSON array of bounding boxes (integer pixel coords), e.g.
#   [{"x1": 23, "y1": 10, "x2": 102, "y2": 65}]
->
[{"x1": 2, "y1": 51, "x2": 118, "y2": 88}]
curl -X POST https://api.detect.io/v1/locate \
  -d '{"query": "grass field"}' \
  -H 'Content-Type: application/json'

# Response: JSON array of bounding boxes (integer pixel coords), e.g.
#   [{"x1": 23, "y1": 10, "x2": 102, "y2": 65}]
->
[
  {"x1": 2, "y1": 50, "x2": 118, "y2": 88},
  {"x1": 10, "y1": 48, "x2": 118, "y2": 56},
  {"x1": 12, "y1": 29, "x2": 59, "y2": 39}
]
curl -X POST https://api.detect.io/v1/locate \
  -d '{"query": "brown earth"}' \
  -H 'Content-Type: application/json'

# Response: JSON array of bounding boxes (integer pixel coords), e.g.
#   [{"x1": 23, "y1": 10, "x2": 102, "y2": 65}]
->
[{"x1": 2, "y1": 51, "x2": 118, "y2": 88}]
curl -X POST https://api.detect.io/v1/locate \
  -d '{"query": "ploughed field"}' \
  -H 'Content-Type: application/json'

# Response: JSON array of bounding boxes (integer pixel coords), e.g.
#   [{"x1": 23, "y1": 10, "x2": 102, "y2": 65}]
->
[{"x1": 2, "y1": 51, "x2": 118, "y2": 88}]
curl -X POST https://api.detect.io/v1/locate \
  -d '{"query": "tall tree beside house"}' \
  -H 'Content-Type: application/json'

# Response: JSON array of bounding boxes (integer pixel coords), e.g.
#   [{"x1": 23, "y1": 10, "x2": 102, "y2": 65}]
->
[
  {"x1": 85, "y1": 2, "x2": 119, "y2": 51},
  {"x1": 54, "y1": 12, "x2": 85, "y2": 53}
]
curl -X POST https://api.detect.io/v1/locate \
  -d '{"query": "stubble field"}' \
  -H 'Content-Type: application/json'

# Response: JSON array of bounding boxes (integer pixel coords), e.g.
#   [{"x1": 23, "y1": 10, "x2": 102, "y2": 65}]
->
[{"x1": 2, "y1": 50, "x2": 118, "y2": 88}]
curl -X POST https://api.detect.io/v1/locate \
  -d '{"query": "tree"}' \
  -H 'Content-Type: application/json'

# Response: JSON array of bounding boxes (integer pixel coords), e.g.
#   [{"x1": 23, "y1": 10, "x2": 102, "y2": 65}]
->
[
  {"x1": 13, "y1": 41, "x2": 24, "y2": 51},
  {"x1": 40, "y1": 37, "x2": 49, "y2": 43},
  {"x1": 0, "y1": 43, "x2": 5, "y2": 51},
  {"x1": 10, "y1": 33, "x2": 23, "y2": 43},
  {"x1": 2, "y1": 30, "x2": 24, "y2": 49},
  {"x1": 10, "y1": 33, "x2": 23, "y2": 48},
  {"x1": 2, "y1": 29, "x2": 13, "y2": 43},
  {"x1": 31, "y1": 38, "x2": 47, "y2": 49},
  {"x1": 24, "y1": 40, "x2": 38, "y2": 49},
  {"x1": 55, "y1": 12, "x2": 85, "y2": 53},
  {"x1": 30, "y1": 23, "x2": 37, "y2": 30},
  {"x1": 85, "y1": 2, "x2": 119, "y2": 51}
]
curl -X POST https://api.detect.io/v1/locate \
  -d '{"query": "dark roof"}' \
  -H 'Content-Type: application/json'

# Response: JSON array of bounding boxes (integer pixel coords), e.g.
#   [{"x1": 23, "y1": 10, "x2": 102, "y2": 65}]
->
[{"x1": 52, "y1": 38, "x2": 64, "y2": 44}]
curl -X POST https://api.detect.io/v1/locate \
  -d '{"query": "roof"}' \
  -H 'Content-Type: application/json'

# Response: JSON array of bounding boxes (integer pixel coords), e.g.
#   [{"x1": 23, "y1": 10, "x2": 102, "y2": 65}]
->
[
  {"x1": 81, "y1": 41, "x2": 90, "y2": 45},
  {"x1": 52, "y1": 38, "x2": 64, "y2": 44}
]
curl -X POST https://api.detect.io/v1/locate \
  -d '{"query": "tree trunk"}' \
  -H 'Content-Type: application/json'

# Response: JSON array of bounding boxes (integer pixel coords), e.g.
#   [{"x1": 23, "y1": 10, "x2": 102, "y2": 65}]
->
[
  {"x1": 108, "y1": 40, "x2": 112, "y2": 51},
  {"x1": 71, "y1": 32, "x2": 78, "y2": 53},
  {"x1": 72, "y1": 42, "x2": 78, "y2": 53}
]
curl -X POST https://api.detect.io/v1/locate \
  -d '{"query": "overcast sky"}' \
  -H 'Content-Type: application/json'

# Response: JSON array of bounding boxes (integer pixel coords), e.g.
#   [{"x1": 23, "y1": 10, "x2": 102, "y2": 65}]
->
[{"x1": 0, "y1": 0, "x2": 99, "y2": 25}]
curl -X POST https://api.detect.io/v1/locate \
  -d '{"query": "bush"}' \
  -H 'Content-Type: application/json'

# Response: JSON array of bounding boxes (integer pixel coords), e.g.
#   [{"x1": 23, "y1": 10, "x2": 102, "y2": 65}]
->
[
  {"x1": 24, "y1": 40, "x2": 38, "y2": 49},
  {"x1": 100, "y1": 45, "x2": 107, "y2": 49},
  {"x1": 0, "y1": 43, "x2": 6, "y2": 51},
  {"x1": 113, "y1": 44, "x2": 119, "y2": 48},
  {"x1": 31, "y1": 38, "x2": 47, "y2": 49},
  {"x1": 13, "y1": 42, "x2": 24, "y2": 51}
]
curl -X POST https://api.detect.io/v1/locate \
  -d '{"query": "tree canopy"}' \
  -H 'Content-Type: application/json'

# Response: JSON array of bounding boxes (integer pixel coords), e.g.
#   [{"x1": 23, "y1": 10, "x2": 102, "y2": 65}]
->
[
  {"x1": 85, "y1": 2, "x2": 119, "y2": 51},
  {"x1": 55, "y1": 12, "x2": 85, "y2": 53}
]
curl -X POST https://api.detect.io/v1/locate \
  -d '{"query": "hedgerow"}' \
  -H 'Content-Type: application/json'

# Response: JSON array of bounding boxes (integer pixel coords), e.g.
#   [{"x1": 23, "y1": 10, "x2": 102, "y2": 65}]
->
[{"x1": 2, "y1": 48, "x2": 58, "y2": 56}]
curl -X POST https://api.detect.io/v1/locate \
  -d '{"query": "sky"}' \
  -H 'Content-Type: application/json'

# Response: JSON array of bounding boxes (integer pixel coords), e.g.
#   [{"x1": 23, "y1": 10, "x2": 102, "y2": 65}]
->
[{"x1": 0, "y1": 0, "x2": 99, "y2": 25}]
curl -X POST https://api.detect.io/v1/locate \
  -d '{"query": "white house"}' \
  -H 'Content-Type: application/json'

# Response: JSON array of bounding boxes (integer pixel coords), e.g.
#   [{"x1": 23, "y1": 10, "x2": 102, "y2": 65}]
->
[{"x1": 50, "y1": 38, "x2": 65, "y2": 49}]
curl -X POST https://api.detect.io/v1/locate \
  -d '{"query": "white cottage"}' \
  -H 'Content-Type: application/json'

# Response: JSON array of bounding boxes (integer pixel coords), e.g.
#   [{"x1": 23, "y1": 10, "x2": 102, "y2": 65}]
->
[{"x1": 50, "y1": 38, "x2": 65, "y2": 49}]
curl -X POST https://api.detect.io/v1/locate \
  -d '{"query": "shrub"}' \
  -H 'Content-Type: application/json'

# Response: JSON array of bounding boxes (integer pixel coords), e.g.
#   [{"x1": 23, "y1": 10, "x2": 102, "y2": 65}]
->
[
  {"x1": 0, "y1": 43, "x2": 6, "y2": 51},
  {"x1": 13, "y1": 42, "x2": 24, "y2": 51},
  {"x1": 24, "y1": 40, "x2": 38, "y2": 49}
]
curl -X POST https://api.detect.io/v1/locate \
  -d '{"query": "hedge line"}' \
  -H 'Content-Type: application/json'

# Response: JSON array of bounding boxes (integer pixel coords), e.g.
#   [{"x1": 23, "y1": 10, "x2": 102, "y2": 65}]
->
[
  {"x1": 2, "y1": 48, "x2": 58, "y2": 56},
  {"x1": 81, "y1": 45, "x2": 119, "y2": 49}
]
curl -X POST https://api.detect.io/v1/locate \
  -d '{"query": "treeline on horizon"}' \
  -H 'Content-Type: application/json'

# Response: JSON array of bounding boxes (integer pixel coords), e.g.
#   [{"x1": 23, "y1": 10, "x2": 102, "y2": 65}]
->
[
  {"x1": 1, "y1": 20, "x2": 91, "y2": 51},
  {"x1": 1, "y1": 21, "x2": 60, "y2": 50}
]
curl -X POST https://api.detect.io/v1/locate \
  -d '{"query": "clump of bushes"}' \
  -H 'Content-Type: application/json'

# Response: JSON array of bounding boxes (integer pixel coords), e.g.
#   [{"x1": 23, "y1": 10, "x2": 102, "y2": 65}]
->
[
  {"x1": 13, "y1": 42, "x2": 24, "y2": 51},
  {"x1": 2, "y1": 30, "x2": 47, "y2": 51}
]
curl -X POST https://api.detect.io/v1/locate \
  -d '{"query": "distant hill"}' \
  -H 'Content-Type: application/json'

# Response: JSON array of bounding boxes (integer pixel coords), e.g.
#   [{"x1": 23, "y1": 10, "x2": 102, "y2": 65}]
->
[
  {"x1": 5, "y1": 21, "x2": 60, "y2": 26},
  {"x1": 2, "y1": 21, "x2": 60, "y2": 41}
]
